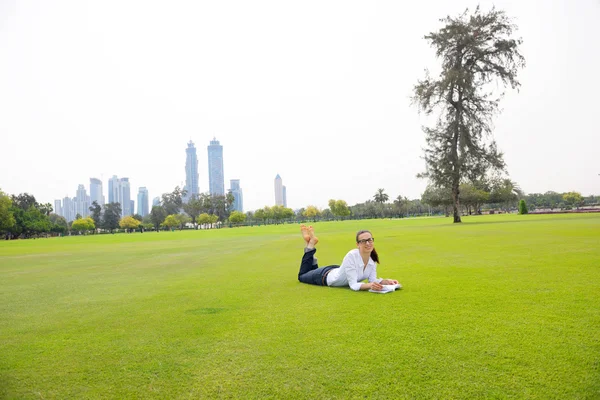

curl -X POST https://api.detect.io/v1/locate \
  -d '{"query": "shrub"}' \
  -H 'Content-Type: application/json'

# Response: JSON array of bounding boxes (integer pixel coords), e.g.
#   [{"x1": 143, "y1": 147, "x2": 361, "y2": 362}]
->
[{"x1": 519, "y1": 199, "x2": 528, "y2": 215}]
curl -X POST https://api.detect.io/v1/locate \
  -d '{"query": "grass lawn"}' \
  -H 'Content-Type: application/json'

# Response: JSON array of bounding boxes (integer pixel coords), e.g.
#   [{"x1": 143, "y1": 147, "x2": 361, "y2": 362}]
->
[{"x1": 1, "y1": 213, "x2": 599, "y2": 399}]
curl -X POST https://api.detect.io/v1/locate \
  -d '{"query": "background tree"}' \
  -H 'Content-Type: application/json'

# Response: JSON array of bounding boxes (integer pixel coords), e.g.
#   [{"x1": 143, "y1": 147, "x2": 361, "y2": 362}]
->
[
  {"x1": 394, "y1": 195, "x2": 409, "y2": 217},
  {"x1": 518, "y1": 199, "x2": 528, "y2": 215},
  {"x1": 89, "y1": 201, "x2": 102, "y2": 232},
  {"x1": 229, "y1": 210, "x2": 246, "y2": 224},
  {"x1": 563, "y1": 192, "x2": 584, "y2": 209},
  {"x1": 413, "y1": 7, "x2": 525, "y2": 222},
  {"x1": 183, "y1": 196, "x2": 203, "y2": 226},
  {"x1": 489, "y1": 179, "x2": 520, "y2": 211},
  {"x1": 421, "y1": 185, "x2": 453, "y2": 217},
  {"x1": 373, "y1": 189, "x2": 389, "y2": 218},
  {"x1": 254, "y1": 206, "x2": 272, "y2": 225},
  {"x1": 198, "y1": 213, "x2": 210, "y2": 227},
  {"x1": 0, "y1": 190, "x2": 16, "y2": 235},
  {"x1": 150, "y1": 205, "x2": 167, "y2": 231},
  {"x1": 272, "y1": 205, "x2": 294, "y2": 224},
  {"x1": 102, "y1": 202, "x2": 122, "y2": 233},
  {"x1": 38, "y1": 203, "x2": 53, "y2": 216},
  {"x1": 329, "y1": 199, "x2": 351, "y2": 220},
  {"x1": 162, "y1": 215, "x2": 179, "y2": 230},
  {"x1": 132, "y1": 214, "x2": 143, "y2": 222},
  {"x1": 303, "y1": 205, "x2": 321, "y2": 222},
  {"x1": 10, "y1": 193, "x2": 38, "y2": 210},
  {"x1": 119, "y1": 215, "x2": 141, "y2": 232},
  {"x1": 208, "y1": 214, "x2": 219, "y2": 227},
  {"x1": 161, "y1": 186, "x2": 187, "y2": 216},
  {"x1": 72, "y1": 217, "x2": 95, "y2": 234},
  {"x1": 373, "y1": 189, "x2": 389, "y2": 204},
  {"x1": 174, "y1": 213, "x2": 190, "y2": 230},
  {"x1": 49, "y1": 213, "x2": 68, "y2": 234}
]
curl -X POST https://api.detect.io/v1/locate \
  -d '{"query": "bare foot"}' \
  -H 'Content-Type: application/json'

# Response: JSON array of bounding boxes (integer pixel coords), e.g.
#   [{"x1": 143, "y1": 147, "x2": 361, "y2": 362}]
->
[
  {"x1": 300, "y1": 224, "x2": 310, "y2": 244},
  {"x1": 307, "y1": 225, "x2": 319, "y2": 246}
]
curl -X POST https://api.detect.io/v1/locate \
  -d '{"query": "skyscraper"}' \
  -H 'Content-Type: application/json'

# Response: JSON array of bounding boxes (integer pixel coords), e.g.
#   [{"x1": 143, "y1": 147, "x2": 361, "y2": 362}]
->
[
  {"x1": 274, "y1": 174, "x2": 283, "y2": 206},
  {"x1": 108, "y1": 175, "x2": 120, "y2": 204},
  {"x1": 90, "y1": 178, "x2": 104, "y2": 206},
  {"x1": 152, "y1": 197, "x2": 161, "y2": 207},
  {"x1": 121, "y1": 178, "x2": 131, "y2": 216},
  {"x1": 62, "y1": 196, "x2": 75, "y2": 222},
  {"x1": 54, "y1": 199, "x2": 62, "y2": 218},
  {"x1": 75, "y1": 184, "x2": 90, "y2": 218},
  {"x1": 230, "y1": 179, "x2": 243, "y2": 212},
  {"x1": 208, "y1": 137, "x2": 224, "y2": 195},
  {"x1": 283, "y1": 185, "x2": 287, "y2": 208},
  {"x1": 184, "y1": 141, "x2": 199, "y2": 203},
  {"x1": 137, "y1": 187, "x2": 149, "y2": 217}
]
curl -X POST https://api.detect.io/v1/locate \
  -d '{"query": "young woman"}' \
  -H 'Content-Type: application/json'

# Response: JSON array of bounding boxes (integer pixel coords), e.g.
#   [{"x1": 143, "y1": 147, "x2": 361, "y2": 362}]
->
[{"x1": 297, "y1": 225, "x2": 400, "y2": 291}]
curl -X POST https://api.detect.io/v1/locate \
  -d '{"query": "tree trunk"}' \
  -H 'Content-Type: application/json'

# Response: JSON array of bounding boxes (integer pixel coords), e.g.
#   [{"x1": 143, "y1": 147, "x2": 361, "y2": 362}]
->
[{"x1": 452, "y1": 181, "x2": 461, "y2": 223}]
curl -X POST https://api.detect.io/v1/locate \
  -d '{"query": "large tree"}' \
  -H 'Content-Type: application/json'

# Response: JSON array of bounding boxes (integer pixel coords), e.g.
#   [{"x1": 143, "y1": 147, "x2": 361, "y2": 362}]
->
[
  {"x1": 413, "y1": 7, "x2": 525, "y2": 222},
  {"x1": 183, "y1": 196, "x2": 203, "y2": 226},
  {"x1": 89, "y1": 201, "x2": 102, "y2": 232},
  {"x1": 150, "y1": 205, "x2": 167, "y2": 231},
  {"x1": 0, "y1": 190, "x2": 16, "y2": 234},
  {"x1": 102, "y1": 202, "x2": 122, "y2": 233},
  {"x1": 161, "y1": 186, "x2": 187, "y2": 216}
]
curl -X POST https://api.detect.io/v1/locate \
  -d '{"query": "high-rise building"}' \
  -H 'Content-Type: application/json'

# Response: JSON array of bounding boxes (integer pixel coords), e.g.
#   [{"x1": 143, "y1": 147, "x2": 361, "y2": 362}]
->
[
  {"x1": 62, "y1": 196, "x2": 75, "y2": 222},
  {"x1": 274, "y1": 174, "x2": 283, "y2": 206},
  {"x1": 121, "y1": 178, "x2": 131, "y2": 216},
  {"x1": 283, "y1": 185, "x2": 287, "y2": 208},
  {"x1": 130, "y1": 200, "x2": 135, "y2": 217},
  {"x1": 184, "y1": 141, "x2": 199, "y2": 203},
  {"x1": 208, "y1": 137, "x2": 224, "y2": 196},
  {"x1": 152, "y1": 197, "x2": 161, "y2": 207},
  {"x1": 54, "y1": 199, "x2": 62, "y2": 218},
  {"x1": 108, "y1": 175, "x2": 120, "y2": 204},
  {"x1": 90, "y1": 178, "x2": 104, "y2": 206},
  {"x1": 137, "y1": 187, "x2": 149, "y2": 217},
  {"x1": 230, "y1": 179, "x2": 243, "y2": 212},
  {"x1": 75, "y1": 184, "x2": 90, "y2": 218}
]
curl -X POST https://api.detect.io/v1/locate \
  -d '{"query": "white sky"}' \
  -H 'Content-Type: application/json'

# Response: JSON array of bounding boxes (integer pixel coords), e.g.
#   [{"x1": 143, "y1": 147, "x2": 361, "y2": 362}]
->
[{"x1": 1, "y1": 0, "x2": 599, "y2": 211}]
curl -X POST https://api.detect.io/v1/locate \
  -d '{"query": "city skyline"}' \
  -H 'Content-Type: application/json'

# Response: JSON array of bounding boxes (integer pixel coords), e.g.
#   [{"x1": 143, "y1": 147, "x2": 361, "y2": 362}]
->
[{"x1": 2, "y1": 1, "x2": 599, "y2": 211}]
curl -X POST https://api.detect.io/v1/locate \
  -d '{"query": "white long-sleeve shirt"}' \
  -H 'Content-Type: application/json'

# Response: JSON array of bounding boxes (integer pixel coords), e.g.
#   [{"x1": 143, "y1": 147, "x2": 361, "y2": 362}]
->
[{"x1": 326, "y1": 249, "x2": 382, "y2": 291}]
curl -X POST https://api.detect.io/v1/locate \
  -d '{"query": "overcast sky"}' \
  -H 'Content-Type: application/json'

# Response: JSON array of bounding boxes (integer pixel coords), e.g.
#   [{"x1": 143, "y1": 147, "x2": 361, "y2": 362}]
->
[{"x1": 1, "y1": 0, "x2": 599, "y2": 211}]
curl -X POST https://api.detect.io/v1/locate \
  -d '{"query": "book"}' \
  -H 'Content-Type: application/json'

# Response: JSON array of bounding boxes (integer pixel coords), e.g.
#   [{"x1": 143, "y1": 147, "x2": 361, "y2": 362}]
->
[{"x1": 369, "y1": 283, "x2": 402, "y2": 293}]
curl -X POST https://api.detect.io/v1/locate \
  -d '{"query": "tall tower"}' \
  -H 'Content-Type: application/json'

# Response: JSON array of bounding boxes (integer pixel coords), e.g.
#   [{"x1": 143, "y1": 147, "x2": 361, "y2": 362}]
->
[
  {"x1": 75, "y1": 184, "x2": 90, "y2": 218},
  {"x1": 274, "y1": 174, "x2": 283, "y2": 206},
  {"x1": 54, "y1": 199, "x2": 63, "y2": 218},
  {"x1": 90, "y1": 178, "x2": 104, "y2": 206},
  {"x1": 62, "y1": 196, "x2": 75, "y2": 222},
  {"x1": 108, "y1": 175, "x2": 121, "y2": 204},
  {"x1": 120, "y1": 178, "x2": 131, "y2": 216},
  {"x1": 208, "y1": 137, "x2": 224, "y2": 196},
  {"x1": 283, "y1": 185, "x2": 287, "y2": 208},
  {"x1": 230, "y1": 179, "x2": 243, "y2": 212},
  {"x1": 184, "y1": 140, "x2": 199, "y2": 203},
  {"x1": 137, "y1": 187, "x2": 149, "y2": 217}
]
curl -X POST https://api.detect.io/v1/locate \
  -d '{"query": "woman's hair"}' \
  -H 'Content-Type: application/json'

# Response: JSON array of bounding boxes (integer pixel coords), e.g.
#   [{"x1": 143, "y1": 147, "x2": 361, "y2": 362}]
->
[{"x1": 356, "y1": 230, "x2": 379, "y2": 264}]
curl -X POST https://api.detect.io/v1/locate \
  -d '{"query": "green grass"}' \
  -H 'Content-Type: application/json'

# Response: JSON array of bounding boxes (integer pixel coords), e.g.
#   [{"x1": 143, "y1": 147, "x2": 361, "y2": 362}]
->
[{"x1": 1, "y1": 214, "x2": 599, "y2": 399}]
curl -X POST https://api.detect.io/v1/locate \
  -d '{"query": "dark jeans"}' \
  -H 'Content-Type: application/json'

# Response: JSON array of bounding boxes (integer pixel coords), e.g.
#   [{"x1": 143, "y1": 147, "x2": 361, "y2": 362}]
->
[{"x1": 298, "y1": 248, "x2": 339, "y2": 286}]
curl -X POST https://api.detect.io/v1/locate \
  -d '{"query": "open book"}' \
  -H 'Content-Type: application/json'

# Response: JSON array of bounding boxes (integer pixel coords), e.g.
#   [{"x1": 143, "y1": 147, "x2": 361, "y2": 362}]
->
[{"x1": 369, "y1": 283, "x2": 402, "y2": 294}]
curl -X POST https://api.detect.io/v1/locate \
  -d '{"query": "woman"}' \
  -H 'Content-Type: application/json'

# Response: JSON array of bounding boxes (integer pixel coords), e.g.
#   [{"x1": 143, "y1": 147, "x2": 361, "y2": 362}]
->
[{"x1": 297, "y1": 225, "x2": 400, "y2": 291}]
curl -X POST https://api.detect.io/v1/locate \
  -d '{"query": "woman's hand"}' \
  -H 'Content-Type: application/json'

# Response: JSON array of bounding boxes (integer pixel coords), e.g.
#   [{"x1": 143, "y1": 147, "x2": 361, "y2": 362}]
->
[
  {"x1": 370, "y1": 282, "x2": 384, "y2": 291},
  {"x1": 380, "y1": 279, "x2": 398, "y2": 285}
]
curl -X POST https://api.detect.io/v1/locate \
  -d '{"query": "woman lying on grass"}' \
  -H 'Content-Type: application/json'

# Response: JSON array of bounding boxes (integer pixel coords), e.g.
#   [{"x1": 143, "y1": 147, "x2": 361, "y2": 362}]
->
[{"x1": 297, "y1": 225, "x2": 400, "y2": 291}]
